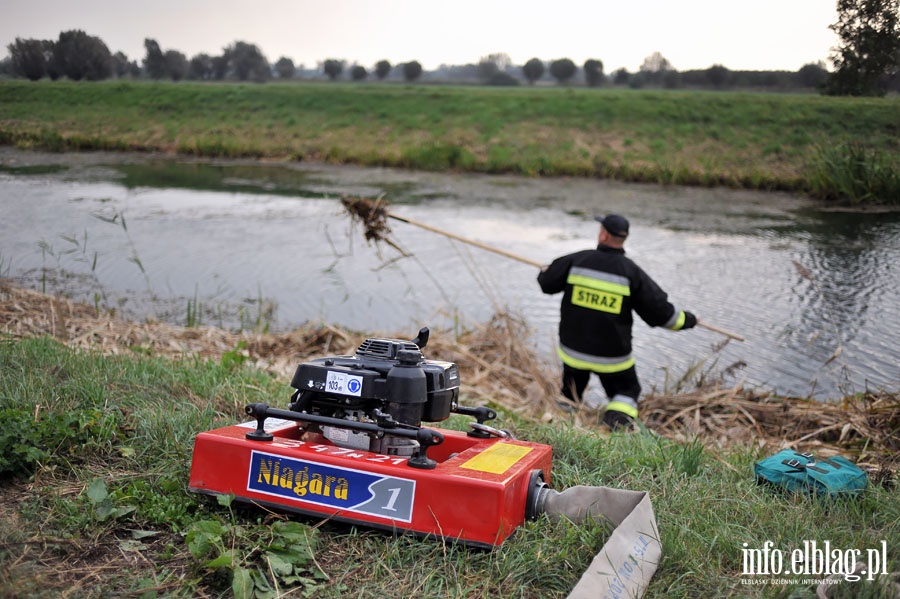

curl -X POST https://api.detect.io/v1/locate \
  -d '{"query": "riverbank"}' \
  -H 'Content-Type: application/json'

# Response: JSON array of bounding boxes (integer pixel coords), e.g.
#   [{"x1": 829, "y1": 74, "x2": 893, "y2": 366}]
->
[
  {"x1": 1, "y1": 81, "x2": 897, "y2": 204},
  {"x1": 3, "y1": 282, "x2": 897, "y2": 468},
  {"x1": 1, "y1": 281, "x2": 898, "y2": 598}
]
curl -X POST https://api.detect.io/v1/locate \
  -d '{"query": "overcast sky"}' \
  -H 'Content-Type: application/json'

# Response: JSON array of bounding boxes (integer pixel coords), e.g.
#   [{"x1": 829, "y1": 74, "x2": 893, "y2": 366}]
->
[{"x1": 4, "y1": 0, "x2": 839, "y2": 73}]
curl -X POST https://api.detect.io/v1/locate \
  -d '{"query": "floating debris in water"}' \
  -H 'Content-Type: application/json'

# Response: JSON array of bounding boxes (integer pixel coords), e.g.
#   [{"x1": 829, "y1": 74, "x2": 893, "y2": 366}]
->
[{"x1": 340, "y1": 194, "x2": 410, "y2": 258}]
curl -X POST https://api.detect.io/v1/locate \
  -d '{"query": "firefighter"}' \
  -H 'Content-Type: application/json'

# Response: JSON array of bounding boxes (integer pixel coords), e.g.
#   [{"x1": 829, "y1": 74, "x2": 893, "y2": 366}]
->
[{"x1": 538, "y1": 213, "x2": 697, "y2": 430}]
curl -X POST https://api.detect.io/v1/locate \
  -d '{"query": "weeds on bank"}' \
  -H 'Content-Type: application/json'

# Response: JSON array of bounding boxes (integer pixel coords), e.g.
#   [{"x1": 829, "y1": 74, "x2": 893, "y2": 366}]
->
[
  {"x1": 92, "y1": 209, "x2": 153, "y2": 291},
  {"x1": 37, "y1": 228, "x2": 107, "y2": 307},
  {"x1": 31, "y1": 209, "x2": 277, "y2": 332},
  {"x1": 35, "y1": 209, "x2": 144, "y2": 314},
  {"x1": 808, "y1": 142, "x2": 900, "y2": 206},
  {"x1": 185, "y1": 286, "x2": 203, "y2": 328}
]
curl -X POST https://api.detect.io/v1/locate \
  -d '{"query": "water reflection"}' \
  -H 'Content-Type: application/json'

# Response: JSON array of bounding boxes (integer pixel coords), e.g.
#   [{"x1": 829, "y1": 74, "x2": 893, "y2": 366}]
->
[
  {"x1": 777, "y1": 211, "x2": 900, "y2": 394},
  {"x1": 1, "y1": 150, "x2": 898, "y2": 400}
]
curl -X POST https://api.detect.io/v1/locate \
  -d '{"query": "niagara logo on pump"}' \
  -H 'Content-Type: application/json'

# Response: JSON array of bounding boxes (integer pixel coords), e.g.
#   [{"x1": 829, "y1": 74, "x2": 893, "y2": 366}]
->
[{"x1": 247, "y1": 450, "x2": 415, "y2": 522}]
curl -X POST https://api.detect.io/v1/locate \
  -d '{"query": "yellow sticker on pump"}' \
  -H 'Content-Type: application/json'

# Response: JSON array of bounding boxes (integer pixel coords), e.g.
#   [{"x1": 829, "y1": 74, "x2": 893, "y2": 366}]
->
[{"x1": 459, "y1": 443, "x2": 533, "y2": 474}]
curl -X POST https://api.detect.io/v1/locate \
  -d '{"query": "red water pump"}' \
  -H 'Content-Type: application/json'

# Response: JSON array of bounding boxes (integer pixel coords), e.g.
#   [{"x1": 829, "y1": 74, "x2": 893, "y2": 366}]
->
[{"x1": 188, "y1": 327, "x2": 554, "y2": 547}]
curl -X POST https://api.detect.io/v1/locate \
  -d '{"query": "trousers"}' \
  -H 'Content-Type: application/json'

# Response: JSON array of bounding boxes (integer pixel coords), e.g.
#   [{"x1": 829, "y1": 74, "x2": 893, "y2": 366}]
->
[{"x1": 561, "y1": 364, "x2": 642, "y2": 404}]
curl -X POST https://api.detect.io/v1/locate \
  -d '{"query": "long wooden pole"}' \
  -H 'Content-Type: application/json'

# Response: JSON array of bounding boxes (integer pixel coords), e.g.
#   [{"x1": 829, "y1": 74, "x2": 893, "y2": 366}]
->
[
  {"x1": 388, "y1": 212, "x2": 745, "y2": 342},
  {"x1": 696, "y1": 320, "x2": 745, "y2": 342},
  {"x1": 387, "y1": 213, "x2": 544, "y2": 268}
]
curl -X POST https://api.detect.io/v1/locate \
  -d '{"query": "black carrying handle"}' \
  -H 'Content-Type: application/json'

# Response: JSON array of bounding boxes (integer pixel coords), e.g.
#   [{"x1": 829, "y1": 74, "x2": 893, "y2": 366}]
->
[
  {"x1": 796, "y1": 451, "x2": 841, "y2": 469},
  {"x1": 782, "y1": 458, "x2": 829, "y2": 474}
]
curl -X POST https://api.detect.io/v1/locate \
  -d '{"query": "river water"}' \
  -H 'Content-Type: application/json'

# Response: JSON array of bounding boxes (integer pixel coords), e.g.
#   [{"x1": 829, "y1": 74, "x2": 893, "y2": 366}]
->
[{"x1": 1, "y1": 149, "x2": 898, "y2": 400}]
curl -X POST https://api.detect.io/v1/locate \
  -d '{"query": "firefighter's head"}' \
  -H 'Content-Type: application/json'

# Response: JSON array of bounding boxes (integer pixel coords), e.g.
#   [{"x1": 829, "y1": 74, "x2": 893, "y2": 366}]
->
[{"x1": 595, "y1": 214, "x2": 629, "y2": 247}]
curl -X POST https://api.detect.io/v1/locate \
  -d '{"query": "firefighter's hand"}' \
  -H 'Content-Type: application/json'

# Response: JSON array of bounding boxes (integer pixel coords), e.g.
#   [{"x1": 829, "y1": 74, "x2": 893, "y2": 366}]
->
[{"x1": 682, "y1": 311, "x2": 697, "y2": 329}]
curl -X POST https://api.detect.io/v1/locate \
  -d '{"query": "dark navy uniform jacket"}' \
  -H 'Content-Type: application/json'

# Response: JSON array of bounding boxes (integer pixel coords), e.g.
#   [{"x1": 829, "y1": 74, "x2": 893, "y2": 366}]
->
[{"x1": 538, "y1": 244, "x2": 687, "y2": 373}]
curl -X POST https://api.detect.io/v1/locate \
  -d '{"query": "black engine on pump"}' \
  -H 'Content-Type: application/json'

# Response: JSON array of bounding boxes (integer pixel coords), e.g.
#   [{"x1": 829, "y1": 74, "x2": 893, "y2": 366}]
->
[{"x1": 285, "y1": 327, "x2": 497, "y2": 462}]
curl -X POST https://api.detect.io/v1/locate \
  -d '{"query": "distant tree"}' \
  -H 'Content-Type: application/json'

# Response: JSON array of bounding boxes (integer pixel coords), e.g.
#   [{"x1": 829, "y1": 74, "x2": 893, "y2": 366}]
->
[
  {"x1": 824, "y1": 0, "x2": 900, "y2": 96},
  {"x1": 887, "y1": 48, "x2": 900, "y2": 90},
  {"x1": 612, "y1": 67, "x2": 630, "y2": 85},
  {"x1": 488, "y1": 53, "x2": 512, "y2": 71},
  {"x1": 760, "y1": 71, "x2": 782, "y2": 87},
  {"x1": 583, "y1": 58, "x2": 604, "y2": 87},
  {"x1": 402, "y1": 60, "x2": 423, "y2": 81},
  {"x1": 797, "y1": 61, "x2": 828, "y2": 88},
  {"x1": 163, "y1": 50, "x2": 188, "y2": 81},
  {"x1": 143, "y1": 38, "x2": 166, "y2": 79},
  {"x1": 275, "y1": 57, "x2": 295, "y2": 79},
  {"x1": 639, "y1": 51, "x2": 675, "y2": 86},
  {"x1": 350, "y1": 65, "x2": 368, "y2": 80},
  {"x1": 323, "y1": 59, "x2": 344, "y2": 80},
  {"x1": 640, "y1": 51, "x2": 672, "y2": 74},
  {"x1": 522, "y1": 57, "x2": 544, "y2": 84},
  {"x1": 225, "y1": 41, "x2": 270, "y2": 82},
  {"x1": 477, "y1": 57, "x2": 500, "y2": 82},
  {"x1": 662, "y1": 70, "x2": 683, "y2": 89},
  {"x1": 7, "y1": 38, "x2": 48, "y2": 80},
  {"x1": 487, "y1": 72, "x2": 519, "y2": 86},
  {"x1": 211, "y1": 55, "x2": 229, "y2": 80},
  {"x1": 477, "y1": 53, "x2": 511, "y2": 82},
  {"x1": 52, "y1": 30, "x2": 112, "y2": 81},
  {"x1": 112, "y1": 51, "x2": 130, "y2": 78},
  {"x1": 189, "y1": 53, "x2": 214, "y2": 80},
  {"x1": 375, "y1": 59, "x2": 391, "y2": 80},
  {"x1": 549, "y1": 58, "x2": 577, "y2": 84},
  {"x1": 46, "y1": 42, "x2": 63, "y2": 80},
  {"x1": 127, "y1": 59, "x2": 141, "y2": 78},
  {"x1": 705, "y1": 64, "x2": 730, "y2": 87}
]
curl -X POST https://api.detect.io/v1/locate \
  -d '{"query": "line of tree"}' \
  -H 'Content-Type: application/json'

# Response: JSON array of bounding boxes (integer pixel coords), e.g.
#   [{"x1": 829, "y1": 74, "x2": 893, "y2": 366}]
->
[
  {"x1": 4, "y1": 0, "x2": 899, "y2": 95},
  {"x1": 5, "y1": 30, "x2": 136, "y2": 81}
]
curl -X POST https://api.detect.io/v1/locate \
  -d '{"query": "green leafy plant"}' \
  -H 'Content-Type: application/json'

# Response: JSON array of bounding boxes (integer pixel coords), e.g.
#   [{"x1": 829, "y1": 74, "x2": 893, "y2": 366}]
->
[
  {"x1": 0, "y1": 406, "x2": 122, "y2": 476},
  {"x1": 186, "y1": 499, "x2": 325, "y2": 599},
  {"x1": 221, "y1": 341, "x2": 250, "y2": 371},
  {"x1": 120, "y1": 477, "x2": 197, "y2": 530},
  {"x1": 238, "y1": 286, "x2": 276, "y2": 334},
  {"x1": 186, "y1": 288, "x2": 203, "y2": 327},
  {"x1": 85, "y1": 478, "x2": 137, "y2": 522},
  {"x1": 0, "y1": 408, "x2": 50, "y2": 475}
]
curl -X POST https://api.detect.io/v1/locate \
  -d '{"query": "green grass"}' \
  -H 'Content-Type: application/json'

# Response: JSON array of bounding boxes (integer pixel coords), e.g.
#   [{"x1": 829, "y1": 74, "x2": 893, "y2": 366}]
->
[
  {"x1": 808, "y1": 142, "x2": 900, "y2": 206},
  {"x1": 1, "y1": 335, "x2": 897, "y2": 598},
  {"x1": 1, "y1": 80, "x2": 897, "y2": 203}
]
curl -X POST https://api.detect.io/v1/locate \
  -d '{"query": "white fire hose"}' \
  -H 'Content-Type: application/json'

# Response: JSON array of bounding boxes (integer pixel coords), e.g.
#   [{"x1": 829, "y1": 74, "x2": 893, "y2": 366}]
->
[{"x1": 535, "y1": 485, "x2": 662, "y2": 598}]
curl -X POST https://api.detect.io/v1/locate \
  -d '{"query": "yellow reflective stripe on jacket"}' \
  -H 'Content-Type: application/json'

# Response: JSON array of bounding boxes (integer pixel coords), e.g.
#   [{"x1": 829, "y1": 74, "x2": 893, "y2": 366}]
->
[
  {"x1": 566, "y1": 267, "x2": 631, "y2": 296},
  {"x1": 664, "y1": 309, "x2": 686, "y2": 330},
  {"x1": 557, "y1": 346, "x2": 635, "y2": 374}
]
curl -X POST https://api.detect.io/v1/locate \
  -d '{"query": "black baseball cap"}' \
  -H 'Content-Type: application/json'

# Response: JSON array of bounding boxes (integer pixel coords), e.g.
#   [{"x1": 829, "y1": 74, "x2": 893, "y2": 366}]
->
[{"x1": 595, "y1": 214, "x2": 629, "y2": 238}]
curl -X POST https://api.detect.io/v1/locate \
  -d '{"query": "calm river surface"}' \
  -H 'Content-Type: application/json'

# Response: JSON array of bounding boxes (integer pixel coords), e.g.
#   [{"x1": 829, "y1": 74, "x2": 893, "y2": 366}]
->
[{"x1": 2, "y1": 149, "x2": 898, "y2": 400}]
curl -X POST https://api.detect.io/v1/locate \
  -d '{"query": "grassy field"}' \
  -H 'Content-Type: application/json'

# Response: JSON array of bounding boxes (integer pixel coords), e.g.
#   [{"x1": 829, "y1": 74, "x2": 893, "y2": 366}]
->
[
  {"x1": 1, "y1": 332, "x2": 897, "y2": 598},
  {"x1": 0, "y1": 80, "x2": 897, "y2": 204}
]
